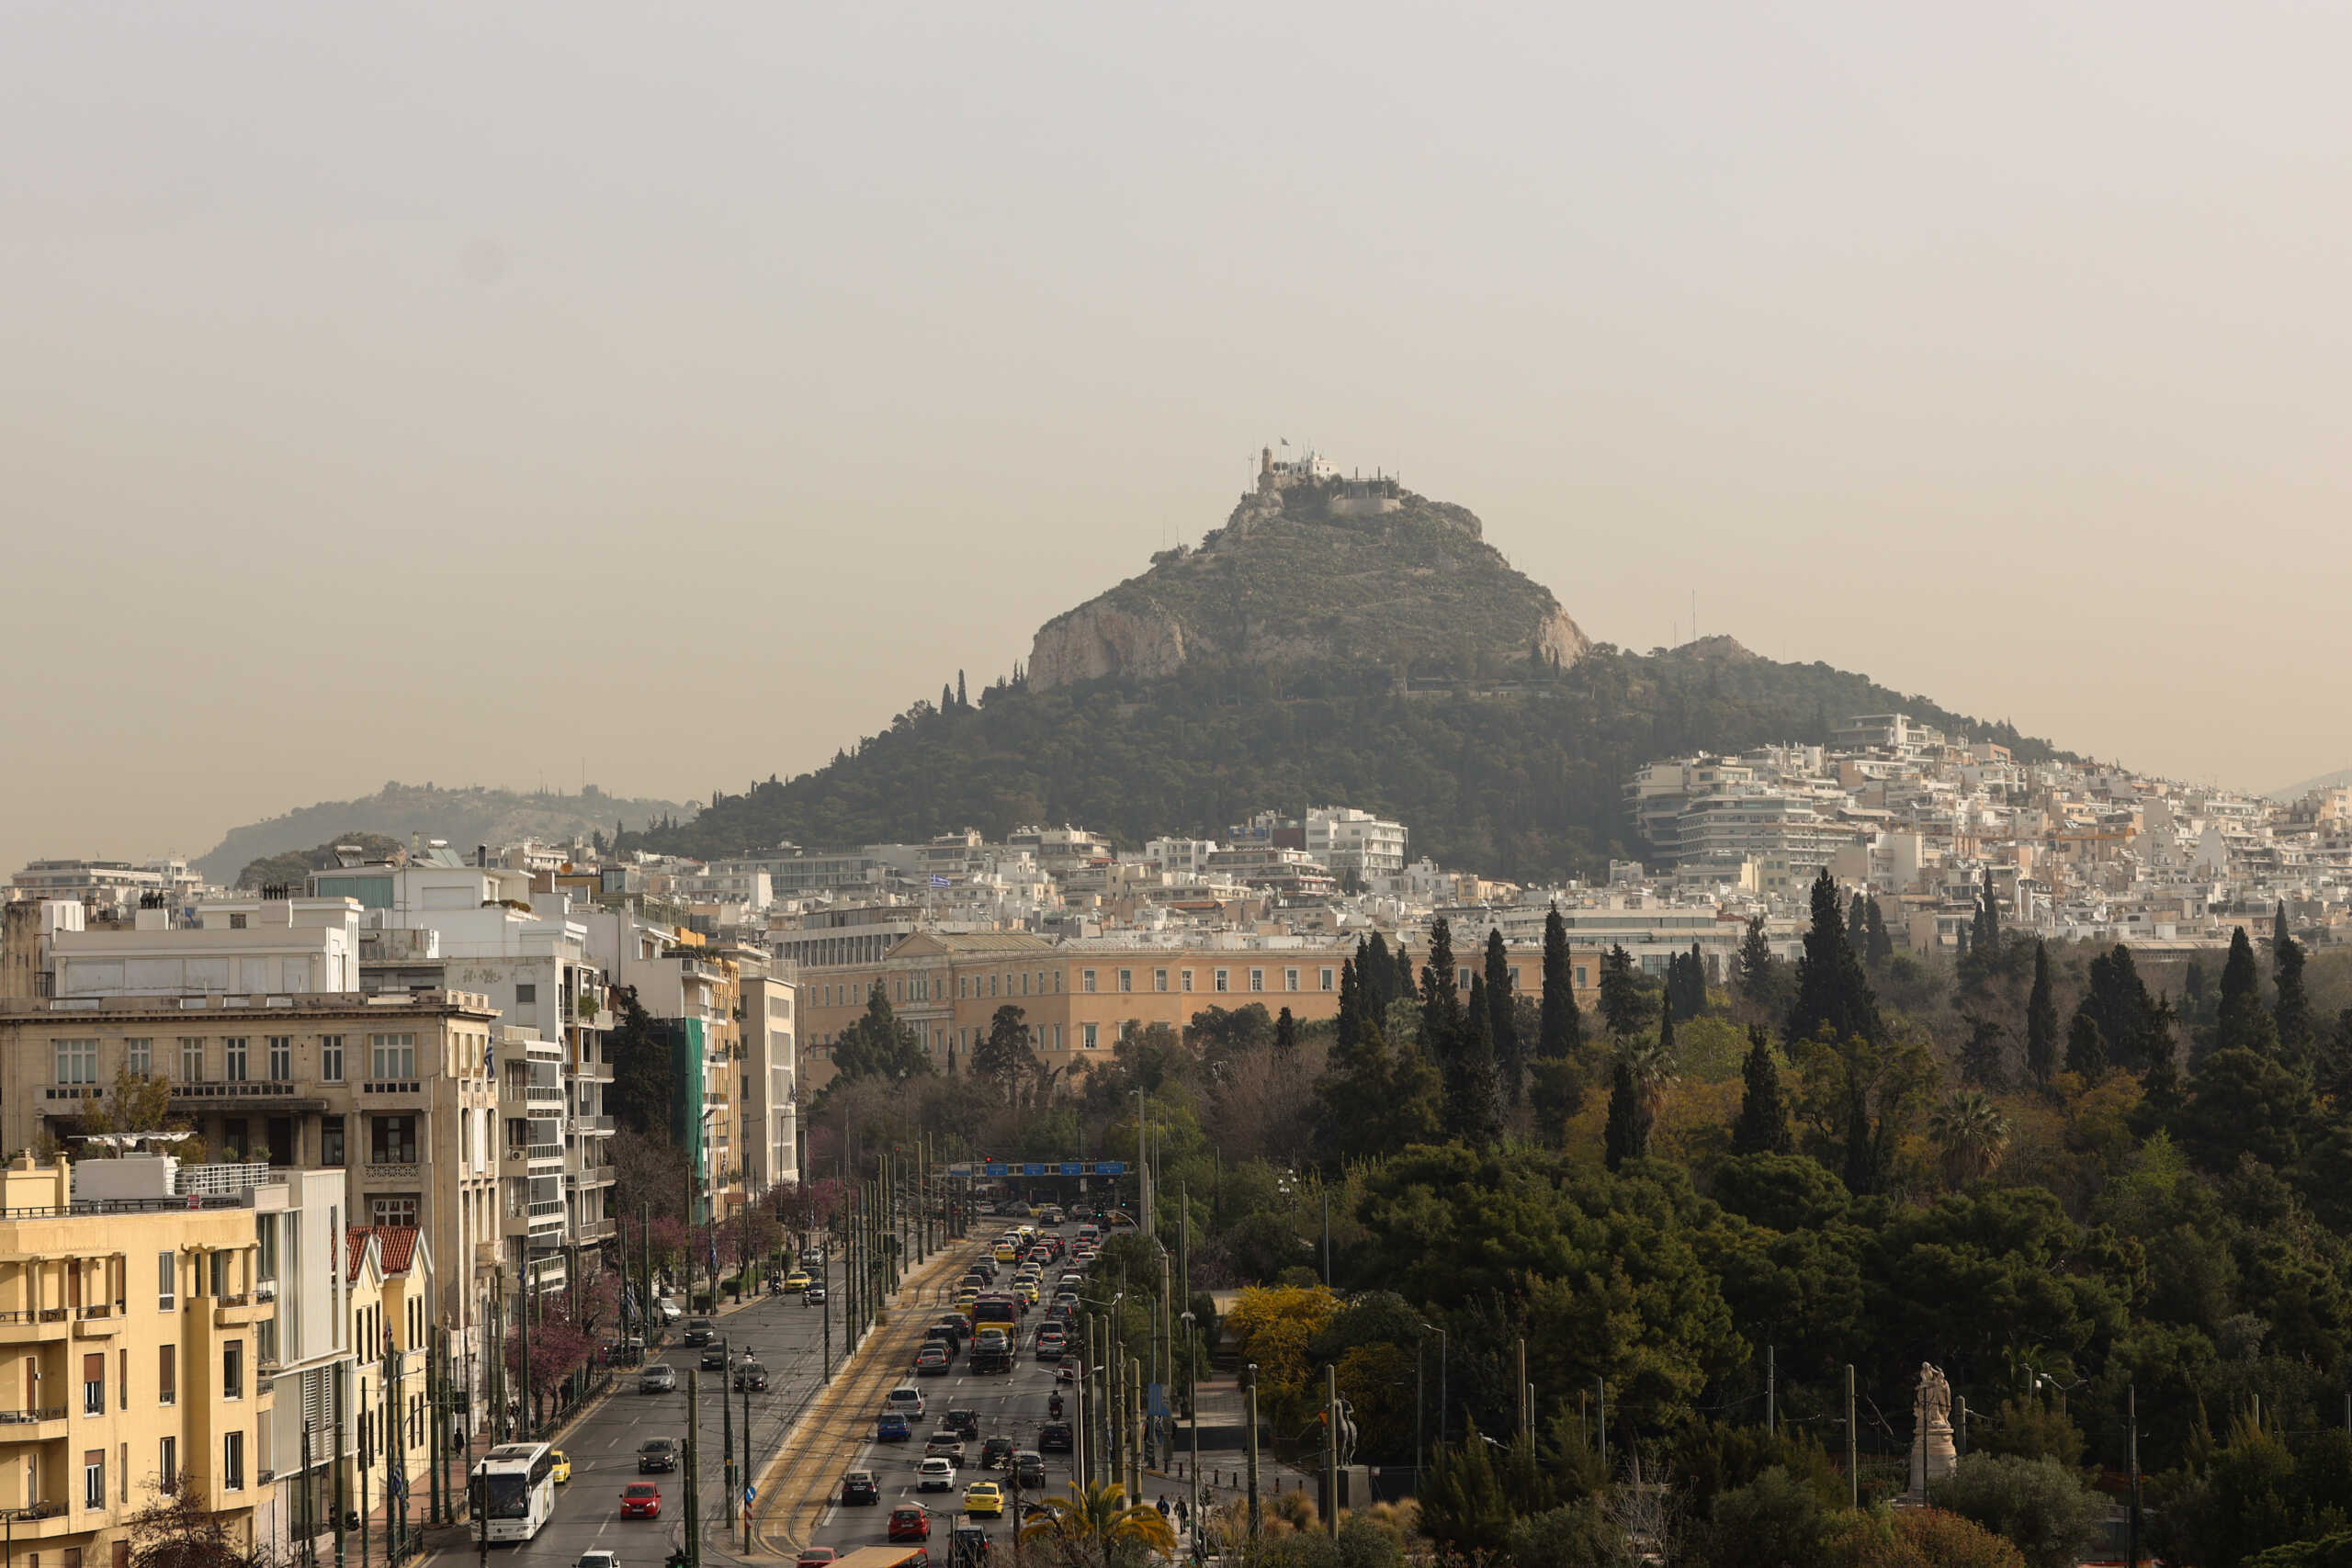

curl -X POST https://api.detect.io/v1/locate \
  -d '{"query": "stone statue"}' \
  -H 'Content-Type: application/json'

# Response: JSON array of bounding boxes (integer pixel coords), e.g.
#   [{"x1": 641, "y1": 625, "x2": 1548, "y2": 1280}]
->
[{"x1": 1909, "y1": 1362, "x2": 1957, "y2": 1499}]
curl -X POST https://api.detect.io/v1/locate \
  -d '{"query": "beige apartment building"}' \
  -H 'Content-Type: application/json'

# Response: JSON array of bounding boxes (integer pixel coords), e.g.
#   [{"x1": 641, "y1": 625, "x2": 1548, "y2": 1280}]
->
[
  {"x1": 796, "y1": 932, "x2": 1357, "y2": 1092},
  {"x1": 0, "y1": 989, "x2": 504, "y2": 1430},
  {"x1": 0, "y1": 1153, "x2": 276, "y2": 1568}
]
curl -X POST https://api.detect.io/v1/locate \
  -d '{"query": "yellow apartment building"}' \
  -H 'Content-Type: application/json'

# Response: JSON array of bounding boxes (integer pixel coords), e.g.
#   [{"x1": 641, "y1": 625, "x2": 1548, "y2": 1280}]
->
[{"x1": 0, "y1": 1153, "x2": 275, "y2": 1568}]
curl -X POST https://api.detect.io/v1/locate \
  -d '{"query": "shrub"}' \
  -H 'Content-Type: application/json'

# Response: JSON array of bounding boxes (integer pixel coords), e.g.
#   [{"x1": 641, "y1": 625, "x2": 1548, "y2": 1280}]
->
[
  {"x1": 1928, "y1": 1454, "x2": 2104, "y2": 1568},
  {"x1": 1702, "y1": 1467, "x2": 1834, "y2": 1568}
]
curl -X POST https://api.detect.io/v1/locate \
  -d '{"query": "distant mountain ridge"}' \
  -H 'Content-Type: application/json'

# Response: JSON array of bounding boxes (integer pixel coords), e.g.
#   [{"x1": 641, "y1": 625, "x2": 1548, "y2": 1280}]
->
[
  {"x1": 2270, "y1": 767, "x2": 2352, "y2": 802},
  {"x1": 196, "y1": 782, "x2": 689, "y2": 886}
]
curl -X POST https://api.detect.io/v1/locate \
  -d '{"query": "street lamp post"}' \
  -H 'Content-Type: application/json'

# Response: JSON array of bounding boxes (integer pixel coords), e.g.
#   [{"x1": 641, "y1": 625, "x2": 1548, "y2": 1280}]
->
[
  {"x1": 1419, "y1": 1324, "x2": 1448, "y2": 1450},
  {"x1": 1181, "y1": 1310, "x2": 1199, "y2": 1531}
]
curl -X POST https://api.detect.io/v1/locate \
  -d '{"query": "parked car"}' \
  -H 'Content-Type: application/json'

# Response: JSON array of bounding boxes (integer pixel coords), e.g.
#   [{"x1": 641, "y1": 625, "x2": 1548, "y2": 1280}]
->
[
  {"x1": 918, "y1": 1457, "x2": 956, "y2": 1493},
  {"x1": 639, "y1": 1363, "x2": 677, "y2": 1393},
  {"x1": 638, "y1": 1438, "x2": 679, "y2": 1473},
  {"x1": 842, "y1": 1470, "x2": 880, "y2": 1505},
  {"x1": 619, "y1": 1483, "x2": 662, "y2": 1519},
  {"x1": 889, "y1": 1506, "x2": 933, "y2": 1542}
]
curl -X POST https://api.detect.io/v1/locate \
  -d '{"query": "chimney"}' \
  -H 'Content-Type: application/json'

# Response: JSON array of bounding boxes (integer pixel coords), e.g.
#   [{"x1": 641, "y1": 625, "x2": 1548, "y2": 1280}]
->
[{"x1": 477, "y1": 845, "x2": 489, "y2": 868}]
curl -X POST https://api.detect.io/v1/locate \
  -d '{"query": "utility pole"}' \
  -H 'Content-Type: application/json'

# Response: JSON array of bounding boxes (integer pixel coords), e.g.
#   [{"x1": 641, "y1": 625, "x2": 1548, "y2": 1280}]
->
[
  {"x1": 1765, "y1": 1345, "x2": 1775, "y2": 1437},
  {"x1": 1074, "y1": 1318, "x2": 1091, "y2": 1490},
  {"x1": 1136, "y1": 1089, "x2": 1149, "y2": 1235},
  {"x1": 723, "y1": 1335, "x2": 737, "y2": 1528},
  {"x1": 515, "y1": 1260, "x2": 532, "y2": 1439},
  {"x1": 1320, "y1": 1189, "x2": 1330, "y2": 1288},
  {"x1": 1182, "y1": 1309, "x2": 1200, "y2": 1531},
  {"x1": 334, "y1": 1359, "x2": 348, "y2": 1568},
  {"x1": 1243, "y1": 1363, "x2": 1261, "y2": 1541},
  {"x1": 1516, "y1": 1339, "x2": 1527, "y2": 1438},
  {"x1": 1129, "y1": 1354, "x2": 1143, "y2": 1502},
  {"x1": 2127, "y1": 1383, "x2": 2141, "y2": 1568},
  {"x1": 1324, "y1": 1363, "x2": 1340, "y2": 1537},
  {"x1": 1597, "y1": 1377, "x2": 1607, "y2": 1472},
  {"x1": 1845, "y1": 1364, "x2": 1859, "y2": 1510},
  {"x1": 684, "y1": 1359, "x2": 703, "y2": 1568},
  {"x1": 1414, "y1": 1335, "x2": 1425, "y2": 1483},
  {"x1": 742, "y1": 1377, "x2": 754, "y2": 1556}
]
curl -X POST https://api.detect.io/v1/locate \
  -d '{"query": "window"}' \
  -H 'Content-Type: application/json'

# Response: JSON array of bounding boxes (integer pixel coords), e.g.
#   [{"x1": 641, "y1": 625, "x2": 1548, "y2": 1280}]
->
[
  {"x1": 266, "y1": 1036, "x2": 291, "y2": 1081},
  {"x1": 321, "y1": 1117, "x2": 345, "y2": 1168},
  {"x1": 1458, "y1": 966, "x2": 1473, "y2": 991},
  {"x1": 514, "y1": 984, "x2": 536, "y2": 1004},
  {"x1": 1154, "y1": 970, "x2": 1168, "y2": 993},
  {"x1": 118, "y1": 1351, "x2": 125, "y2": 1410},
  {"x1": 1250, "y1": 969, "x2": 1264, "y2": 992},
  {"x1": 179, "y1": 1039, "x2": 204, "y2": 1081},
  {"x1": 209, "y1": 1253, "x2": 228, "y2": 1297},
  {"x1": 1080, "y1": 1023, "x2": 1098, "y2": 1050},
  {"x1": 222, "y1": 1431, "x2": 243, "y2": 1491},
  {"x1": 157, "y1": 1254, "x2": 174, "y2": 1313},
  {"x1": 1576, "y1": 965, "x2": 1589, "y2": 987},
  {"x1": 1214, "y1": 970, "x2": 1228, "y2": 993},
  {"x1": 222, "y1": 1341, "x2": 243, "y2": 1400},
  {"x1": 228, "y1": 913, "x2": 247, "y2": 930},
  {"x1": 369, "y1": 1033, "x2": 417, "y2": 1081},
  {"x1": 1320, "y1": 968, "x2": 1335, "y2": 991},
  {"x1": 1053, "y1": 971, "x2": 1063, "y2": 993},
  {"x1": 223, "y1": 1037, "x2": 248, "y2": 1083},
  {"x1": 54, "y1": 1040, "x2": 96, "y2": 1086},
  {"x1": 988, "y1": 976, "x2": 997, "y2": 998},
  {"x1": 83, "y1": 1450, "x2": 102, "y2": 1510},
  {"x1": 1284, "y1": 968, "x2": 1299, "y2": 992},
  {"x1": 158, "y1": 1438, "x2": 175, "y2": 1492},
  {"x1": 156, "y1": 1343, "x2": 175, "y2": 1404},
  {"x1": 1181, "y1": 970, "x2": 1193, "y2": 993},
  {"x1": 370, "y1": 1116, "x2": 417, "y2": 1165},
  {"x1": 125, "y1": 1039, "x2": 152, "y2": 1076},
  {"x1": 1081, "y1": 970, "x2": 1096, "y2": 994},
  {"x1": 83, "y1": 1354, "x2": 103, "y2": 1416},
  {"x1": 1117, "y1": 969, "x2": 1132, "y2": 993}
]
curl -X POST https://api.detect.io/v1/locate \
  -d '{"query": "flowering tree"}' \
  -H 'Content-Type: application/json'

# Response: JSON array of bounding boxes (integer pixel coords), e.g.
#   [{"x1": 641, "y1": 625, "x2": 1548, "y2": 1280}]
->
[{"x1": 503, "y1": 1286, "x2": 596, "y2": 1429}]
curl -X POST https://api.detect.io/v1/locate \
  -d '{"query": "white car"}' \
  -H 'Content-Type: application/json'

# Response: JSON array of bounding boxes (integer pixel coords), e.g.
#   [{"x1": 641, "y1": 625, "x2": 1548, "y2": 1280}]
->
[
  {"x1": 579, "y1": 1553, "x2": 618, "y2": 1568},
  {"x1": 657, "y1": 1299, "x2": 684, "y2": 1324},
  {"x1": 918, "y1": 1457, "x2": 956, "y2": 1492},
  {"x1": 888, "y1": 1385, "x2": 926, "y2": 1419}
]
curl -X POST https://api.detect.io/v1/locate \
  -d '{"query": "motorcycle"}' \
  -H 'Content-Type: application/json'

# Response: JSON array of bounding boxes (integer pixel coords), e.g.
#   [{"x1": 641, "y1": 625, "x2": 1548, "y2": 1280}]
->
[{"x1": 1047, "y1": 1393, "x2": 1064, "y2": 1420}]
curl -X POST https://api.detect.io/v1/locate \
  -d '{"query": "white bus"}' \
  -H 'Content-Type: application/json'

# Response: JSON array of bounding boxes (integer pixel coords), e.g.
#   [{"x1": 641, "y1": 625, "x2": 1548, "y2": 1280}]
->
[{"x1": 473, "y1": 1442, "x2": 559, "y2": 1543}]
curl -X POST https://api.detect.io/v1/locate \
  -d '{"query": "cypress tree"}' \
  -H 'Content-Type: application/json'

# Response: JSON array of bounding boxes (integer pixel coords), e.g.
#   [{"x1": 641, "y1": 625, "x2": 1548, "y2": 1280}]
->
[
  {"x1": 1841, "y1": 1076, "x2": 1882, "y2": 1195},
  {"x1": 1864, "y1": 898, "x2": 1893, "y2": 969},
  {"x1": 1598, "y1": 944, "x2": 1653, "y2": 1038},
  {"x1": 942, "y1": 682, "x2": 956, "y2": 713},
  {"x1": 1394, "y1": 941, "x2": 1419, "y2": 1005},
  {"x1": 1538, "y1": 905, "x2": 1582, "y2": 1061},
  {"x1": 1732, "y1": 1026, "x2": 1793, "y2": 1155},
  {"x1": 1485, "y1": 929, "x2": 1521, "y2": 1103},
  {"x1": 956, "y1": 669, "x2": 968, "y2": 709},
  {"x1": 1275, "y1": 1007, "x2": 1298, "y2": 1052},
  {"x1": 2216, "y1": 926, "x2": 2278, "y2": 1057},
  {"x1": 2083, "y1": 944, "x2": 2156, "y2": 1073},
  {"x1": 2275, "y1": 907, "x2": 2314, "y2": 1066},
  {"x1": 1421, "y1": 919, "x2": 1462, "y2": 1061},
  {"x1": 1603, "y1": 1055, "x2": 1645, "y2": 1170},
  {"x1": 1736, "y1": 915, "x2": 1774, "y2": 1007},
  {"x1": 1335, "y1": 956, "x2": 1363, "y2": 1055},
  {"x1": 1981, "y1": 866, "x2": 2001, "y2": 950},
  {"x1": 1788, "y1": 871, "x2": 1883, "y2": 1047},
  {"x1": 1363, "y1": 932, "x2": 1396, "y2": 1015},
  {"x1": 2025, "y1": 940, "x2": 2058, "y2": 1088},
  {"x1": 1848, "y1": 892, "x2": 1871, "y2": 958},
  {"x1": 2065, "y1": 1010, "x2": 2106, "y2": 1082},
  {"x1": 1447, "y1": 975, "x2": 1502, "y2": 1146},
  {"x1": 1961, "y1": 1015, "x2": 2007, "y2": 1089},
  {"x1": 2142, "y1": 997, "x2": 2184, "y2": 1117}
]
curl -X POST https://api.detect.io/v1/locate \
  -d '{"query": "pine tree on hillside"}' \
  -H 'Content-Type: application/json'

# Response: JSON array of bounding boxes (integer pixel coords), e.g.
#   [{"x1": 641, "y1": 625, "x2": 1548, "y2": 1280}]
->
[
  {"x1": 1736, "y1": 916, "x2": 1774, "y2": 1008},
  {"x1": 2142, "y1": 997, "x2": 2184, "y2": 1118},
  {"x1": 1732, "y1": 1025, "x2": 1793, "y2": 1156},
  {"x1": 2216, "y1": 925, "x2": 2278, "y2": 1058},
  {"x1": 2025, "y1": 941, "x2": 2058, "y2": 1089},
  {"x1": 1484, "y1": 929, "x2": 1521, "y2": 1104},
  {"x1": 1961, "y1": 1015, "x2": 2007, "y2": 1089},
  {"x1": 2082, "y1": 944, "x2": 2157, "y2": 1073}
]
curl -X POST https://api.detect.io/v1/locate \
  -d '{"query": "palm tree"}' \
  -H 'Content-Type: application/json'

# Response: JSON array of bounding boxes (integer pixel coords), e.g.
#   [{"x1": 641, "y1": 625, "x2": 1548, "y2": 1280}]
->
[
  {"x1": 1019, "y1": 1481, "x2": 1179, "y2": 1563},
  {"x1": 1929, "y1": 1089, "x2": 2011, "y2": 1187},
  {"x1": 1618, "y1": 1032, "x2": 1679, "y2": 1123}
]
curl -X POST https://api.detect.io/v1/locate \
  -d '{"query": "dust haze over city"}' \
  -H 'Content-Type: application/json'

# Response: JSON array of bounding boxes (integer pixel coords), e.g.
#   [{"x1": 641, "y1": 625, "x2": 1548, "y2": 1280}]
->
[{"x1": 7, "y1": 2, "x2": 2352, "y2": 869}]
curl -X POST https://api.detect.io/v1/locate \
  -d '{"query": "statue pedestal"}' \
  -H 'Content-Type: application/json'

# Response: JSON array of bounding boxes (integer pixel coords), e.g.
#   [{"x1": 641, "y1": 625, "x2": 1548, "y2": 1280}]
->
[{"x1": 1909, "y1": 1418, "x2": 1957, "y2": 1500}]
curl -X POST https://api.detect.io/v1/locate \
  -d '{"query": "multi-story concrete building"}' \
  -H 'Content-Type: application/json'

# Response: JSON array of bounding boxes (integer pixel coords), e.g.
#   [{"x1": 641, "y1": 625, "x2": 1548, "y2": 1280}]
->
[
  {"x1": 737, "y1": 969, "x2": 800, "y2": 1198},
  {"x1": 1305, "y1": 807, "x2": 1408, "y2": 880},
  {"x1": 0, "y1": 1150, "x2": 278, "y2": 1565}
]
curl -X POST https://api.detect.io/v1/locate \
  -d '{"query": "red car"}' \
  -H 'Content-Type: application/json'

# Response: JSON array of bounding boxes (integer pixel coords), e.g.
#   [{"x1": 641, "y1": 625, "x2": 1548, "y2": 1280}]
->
[
  {"x1": 620, "y1": 1483, "x2": 662, "y2": 1519},
  {"x1": 889, "y1": 1506, "x2": 933, "y2": 1542},
  {"x1": 797, "y1": 1551, "x2": 838, "y2": 1568}
]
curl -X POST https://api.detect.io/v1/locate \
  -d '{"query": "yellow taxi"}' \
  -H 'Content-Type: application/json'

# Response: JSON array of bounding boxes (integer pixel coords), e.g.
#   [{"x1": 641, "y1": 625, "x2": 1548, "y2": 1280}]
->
[
  {"x1": 1013, "y1": 1281, "x2": 1040, "y2": 1305},
  {"x1": 550, "y1": 1450, "x2": 572, "y2": 1484},
  {"x1": 993, "y1": 1244, "x2": 1018, "y2": 1265},
  {"x1": 963, "y1": 1482, "x2": 1003, "y2": 1518},
  {"x1": 784, "y1": 1269, "x2": 812, "y2": 1292},
  {"x1": 956, "y1": 1290, "x2": 980, "y2": 1315}
]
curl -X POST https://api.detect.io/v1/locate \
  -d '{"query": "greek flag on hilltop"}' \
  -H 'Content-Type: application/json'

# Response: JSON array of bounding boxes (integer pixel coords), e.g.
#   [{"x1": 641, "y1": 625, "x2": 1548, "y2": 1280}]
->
[{"x1": 929, "y1": 874, "x2": 949, "y2": 889}]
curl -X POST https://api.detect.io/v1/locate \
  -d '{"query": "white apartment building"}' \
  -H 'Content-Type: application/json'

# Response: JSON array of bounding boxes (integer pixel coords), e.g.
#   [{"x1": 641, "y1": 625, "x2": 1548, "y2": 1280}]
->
[{"x1": 1306, "y1": 807, "x2": 1408, "y2": 878}]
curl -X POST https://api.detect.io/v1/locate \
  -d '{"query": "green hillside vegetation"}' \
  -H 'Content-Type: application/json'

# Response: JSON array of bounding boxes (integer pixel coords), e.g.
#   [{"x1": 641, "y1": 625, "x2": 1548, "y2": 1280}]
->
[
  {"x1": 200, "y1": 781, "x2": 686, "y2": 886},
  {"x1": 631, "y1": 644, "x2": 2064, "y2": 880},
  {"x1": 234, "y1": 832, "x2": 408, "y2": 892}
]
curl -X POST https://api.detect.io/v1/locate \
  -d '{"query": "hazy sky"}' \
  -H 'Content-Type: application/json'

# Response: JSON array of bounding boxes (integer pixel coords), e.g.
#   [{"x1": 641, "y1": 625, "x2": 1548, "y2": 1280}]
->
[{"x1": 8, "y1": 1, "x2": 2352, "y2": 873}]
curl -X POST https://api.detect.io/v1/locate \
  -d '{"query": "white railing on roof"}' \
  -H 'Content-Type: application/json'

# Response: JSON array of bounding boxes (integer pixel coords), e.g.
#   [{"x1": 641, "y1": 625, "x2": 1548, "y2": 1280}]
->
[{"x1": 174, "y1": 1163, "x2": 272, "y2": 1196}]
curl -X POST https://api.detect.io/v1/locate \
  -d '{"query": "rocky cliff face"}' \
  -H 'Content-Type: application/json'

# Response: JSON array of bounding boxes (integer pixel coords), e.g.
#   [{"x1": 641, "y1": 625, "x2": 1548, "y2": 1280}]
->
[{"x1": 1026, "y1": 478, "x2": 1587, "y2": 691}]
